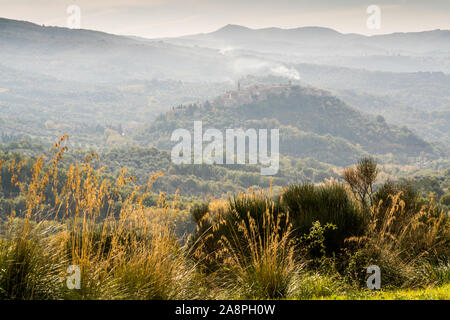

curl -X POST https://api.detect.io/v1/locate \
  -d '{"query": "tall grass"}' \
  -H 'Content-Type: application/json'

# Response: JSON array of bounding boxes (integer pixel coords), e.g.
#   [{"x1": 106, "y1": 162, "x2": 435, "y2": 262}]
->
[
  {"x1": 189, "y1": 188, "x2": 301, "y2": 299},
  {"x1": 0, "y1": 137, "x2": 448, "y2": 299},
  {"x1": 0, "y1": 219, "x2": 65, "y2": 299},
  {"x1": 215, "y1": 192, "x2": 299, "y2": 299},
  {"x1": 346, "y1": 192, "x2": 449, "y2": 288},
  {"x1": 0, "y1": 136, "x2": 198, "y2": 299}
]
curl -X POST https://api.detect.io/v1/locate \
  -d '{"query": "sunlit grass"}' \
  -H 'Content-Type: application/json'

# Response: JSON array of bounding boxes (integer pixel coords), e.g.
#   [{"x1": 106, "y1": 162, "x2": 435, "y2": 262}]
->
[
  {"x1": 0, "y1": 136, "x2": 448, "y2": 300},
  {"x1": 316, "y1": 284, "x2": 450, "y2": 300}
]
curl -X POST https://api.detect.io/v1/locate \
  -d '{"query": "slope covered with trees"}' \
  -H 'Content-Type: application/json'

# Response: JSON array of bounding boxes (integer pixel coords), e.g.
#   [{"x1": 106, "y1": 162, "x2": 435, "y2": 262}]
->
[{"x1": 136, "y1": 84, "x2": 435, "y2": 166}]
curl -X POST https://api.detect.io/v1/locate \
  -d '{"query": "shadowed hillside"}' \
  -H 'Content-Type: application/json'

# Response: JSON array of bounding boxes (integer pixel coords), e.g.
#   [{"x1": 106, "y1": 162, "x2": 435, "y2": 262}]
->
[{"x1": 135, "y1": 84, "x2": 435, "y2": 166}]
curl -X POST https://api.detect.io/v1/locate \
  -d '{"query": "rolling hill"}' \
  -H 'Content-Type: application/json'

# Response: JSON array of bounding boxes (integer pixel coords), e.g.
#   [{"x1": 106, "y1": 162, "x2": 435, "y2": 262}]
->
[
  {"x1": 0, "y1": 17, "x2": 229, "y2": 83},
  {"x1": 135, "y1": 84, "x2": 436, "y2": 166}
]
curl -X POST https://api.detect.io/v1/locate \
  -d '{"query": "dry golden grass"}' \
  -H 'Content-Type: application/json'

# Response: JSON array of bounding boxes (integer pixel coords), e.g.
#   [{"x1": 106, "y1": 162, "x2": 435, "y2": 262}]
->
[
  {"x1": 0, "y1": 136, "x2": 448, "y2": 299},
  {"x1": 0, "y1": 135, "x2": 198, "y2": 299},
  {"x1": 346, "y1": 192, "x2": 449, "y2": 288}
]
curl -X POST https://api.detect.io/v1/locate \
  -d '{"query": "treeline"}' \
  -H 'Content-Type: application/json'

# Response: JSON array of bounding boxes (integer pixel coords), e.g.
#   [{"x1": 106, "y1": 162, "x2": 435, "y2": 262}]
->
[{"x1": 1, "y1": 139, "x2": 448, "y2": 220}]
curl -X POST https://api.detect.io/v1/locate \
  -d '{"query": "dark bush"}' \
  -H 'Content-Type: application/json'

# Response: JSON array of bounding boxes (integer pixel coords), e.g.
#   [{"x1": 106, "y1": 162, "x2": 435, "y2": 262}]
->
[
  {"x1": 188, "y1": 194, "x2": 285, "y2": 272},
  {"x1": 440, "y1": 193, "x2": 450, "y2": 206},
  {"x1": 279, "y1": 183, "x2": 365, "y2": 255},
  {"x1": 190, "y1": 202, "x2": 209, "y2": 224},
  {"x1": 190, "y1": 183, "x2": 366, "y2": 269},
  {"x1": 373, "y1": 180, "x2": 425, "y2": 230}
]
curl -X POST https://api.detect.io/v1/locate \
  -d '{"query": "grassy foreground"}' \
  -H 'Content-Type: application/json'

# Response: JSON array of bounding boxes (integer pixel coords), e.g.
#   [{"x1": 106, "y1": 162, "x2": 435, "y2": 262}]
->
[
  {"x1": 0, "y1": 136, "x2": 448, "y2": 300},
  {"x1": 316, "y1": 284, "x2": 450, "y2": 300}
]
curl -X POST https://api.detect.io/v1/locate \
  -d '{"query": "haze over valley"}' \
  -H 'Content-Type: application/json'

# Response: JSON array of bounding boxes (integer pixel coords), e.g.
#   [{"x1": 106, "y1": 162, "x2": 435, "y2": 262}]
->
[{"x1": 0, "y1": 1, "x2": 449, "y2": 301}]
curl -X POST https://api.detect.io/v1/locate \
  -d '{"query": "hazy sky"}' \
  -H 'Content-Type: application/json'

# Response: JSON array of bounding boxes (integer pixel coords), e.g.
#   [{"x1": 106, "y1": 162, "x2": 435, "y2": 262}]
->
[{"x1": 1, "y1": 0, "x2": 449, "y2": 38}]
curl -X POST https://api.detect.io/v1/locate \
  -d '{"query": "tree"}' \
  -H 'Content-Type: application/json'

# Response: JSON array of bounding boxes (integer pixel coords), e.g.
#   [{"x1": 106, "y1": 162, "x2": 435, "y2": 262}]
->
[
  {"x1": 343, "y1": 157, "x2": 378, "y2": 208},
  {"x1": 376, "y1": 115, "x2": 385, "y2": 123},
  {"x1": 441, "y1": 193, "x2": 450, "y2": 206}
]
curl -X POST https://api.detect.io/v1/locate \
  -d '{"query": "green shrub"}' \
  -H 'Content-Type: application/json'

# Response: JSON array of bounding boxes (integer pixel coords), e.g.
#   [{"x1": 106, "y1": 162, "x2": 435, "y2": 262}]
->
[
  {"x1": 189, "y1": 194, "x2": 286, "y2": 272},
  {"x1": 373, "y1": 180, "x2": 423, "y2": 219},
  {"x1": 296, "y1": 273, "x2": 347, "y2": 299},
  {"x1": 279, "y1": 183, "x2": 365, "y2": 255},
  {"x1": 215, "y1": 196, "x2": 298, "y2": 299},
  {"x1": 344, "y1": 245, "x2": 413, "y2": 289},
  {"x1": 345, "y1": 192, "x2": 449, "y2": 289},
  {"x1": 440, "y1": 193, "x2": 450, "y2": 206},
  {"x1": 419, "y1": 261, "x2": 450, "y2": 286}
]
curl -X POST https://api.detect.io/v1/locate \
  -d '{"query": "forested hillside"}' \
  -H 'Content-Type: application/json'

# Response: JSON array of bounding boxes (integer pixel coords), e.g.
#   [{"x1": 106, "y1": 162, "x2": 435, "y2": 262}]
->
[
  {"x1": 292, "y1": 64, "x2": 450, "y2": 145},
  {"x1": 0, "y1": 63, "x2": 231, "y2": 148},
  {"x1": 136, "y1": 84, "x2": 435, "y2": 165}
]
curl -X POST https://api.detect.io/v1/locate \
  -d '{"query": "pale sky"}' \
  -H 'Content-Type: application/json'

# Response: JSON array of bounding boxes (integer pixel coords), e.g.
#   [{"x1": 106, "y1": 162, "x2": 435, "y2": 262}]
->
[{"x1": 1, "y1": 0, "x2": 449, "y2": 38}]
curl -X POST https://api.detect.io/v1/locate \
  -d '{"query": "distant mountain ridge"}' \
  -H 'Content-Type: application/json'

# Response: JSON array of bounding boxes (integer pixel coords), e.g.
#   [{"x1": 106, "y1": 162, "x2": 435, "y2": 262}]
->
[
  {"x1": 0, "y1": 17, "x2": 230, "y2": 83},
  {"x1": 169, "y1": 23, "x2": 450, "y2": 55},
  {"x1": 193, "y1": 24, "x2": 350, "y2": 39},
  {"x1": 183, "y1": 23, "x2": 449, "y2": 40},
  {"x1": 159, "y1": 22, "x2": 450, "y2": 73},
  {"x1": 1, "y1": 16, "x2": 449, "y2": 84}
]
